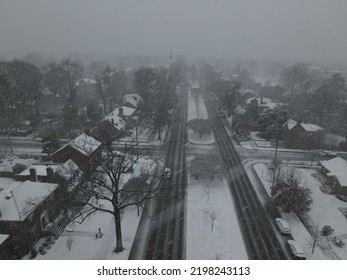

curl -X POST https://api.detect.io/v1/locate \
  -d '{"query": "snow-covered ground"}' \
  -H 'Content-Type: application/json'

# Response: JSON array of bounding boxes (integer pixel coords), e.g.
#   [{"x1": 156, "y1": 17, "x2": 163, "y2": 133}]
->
[
  {"x1": 253, "y1": 163, "x2": 347, "y2": 259},
  {"x1": 187, "y1": 91, "x2": 214, "y2": 144},
  {"x1": 0, "y1": 154, "x2": 41, "y2": 173},
  {"x1": 185, "y1": 91, "x2": 246, "y2": 259},
  {"x1": 35, "y1": 205, "x2": 140, "y2": 260},
  {"x1": 31, "y1": 157, "x2": 158, "y2": 260},
  {"x1": 186, "y1": 174, "x2": 247, "y2": 259}
]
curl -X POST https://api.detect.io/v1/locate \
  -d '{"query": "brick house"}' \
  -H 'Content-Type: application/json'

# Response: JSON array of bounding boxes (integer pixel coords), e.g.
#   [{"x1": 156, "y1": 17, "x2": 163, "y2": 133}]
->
[
  {"x1": 282, "y1": 119, "x2": 324, "y2": 149},
  {"x1": 319, "y1": 157, "x2": 347, "y2": 195},
  {"x1": 0, "y1": 180, "x2": 65, "y2": 259},
  {"x1": 15, "y1": 164, "x2": 60, "y2": 182},
  {"x1": 51, "y1": 133, "x2": 102, "y2": 171},
  {"x1": 15, "y1": 160, "x2": 80, "y2": 184},
  {"x1": 92, "y1": 112, "x2": 126, "y2": 141},
  {"x1": 0, "y1": 234, "x2": 11, "y2": 259}
]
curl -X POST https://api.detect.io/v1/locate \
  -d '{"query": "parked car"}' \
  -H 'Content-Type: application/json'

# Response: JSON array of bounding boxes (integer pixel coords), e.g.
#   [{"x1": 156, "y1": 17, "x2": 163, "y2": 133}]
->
[
  {"x1": 319, "y1": 150, "x2": 338, "y2": 158},
  {"x1": 287, "y1": 240, "x2": 306, "y2": 260},
  {"x1": 164, "y1": 167, "x2": 171, "y2": 179},
  {"x1": 275, "y1": 218, "x2": 291, "y2": 235}
]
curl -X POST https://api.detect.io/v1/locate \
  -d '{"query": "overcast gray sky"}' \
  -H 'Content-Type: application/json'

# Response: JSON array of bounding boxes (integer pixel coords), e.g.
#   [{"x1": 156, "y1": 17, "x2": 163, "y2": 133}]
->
[{"x1": 1, "y1": 0, "x2": 347, "y2": 62}]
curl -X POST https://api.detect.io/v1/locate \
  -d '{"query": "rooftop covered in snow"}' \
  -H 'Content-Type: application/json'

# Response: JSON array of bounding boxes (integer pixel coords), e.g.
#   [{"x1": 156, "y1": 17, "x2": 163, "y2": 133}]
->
[
  {"x1": 245, "y1": 97, "x2": 277, "y2": 109},
  {"x1": 103, "y1": 111, "x2": 126, "y2": 130},
  {"x1": 122, "y1": 94, "x2": 142, "y2": 108},
  {"x1": 320, "y1": 157, "x2": 347, "y2": 187},
  {"x1": 52, "y1": 133, "x2": 101, "y2": 157},
  {"x1": 284, "y1": 118, "x2": 324, "y2": 132},
  {"x1": 18, "y1": 164, "x2": 61, "y2": 176},
  {"x1": 0, "y1": 181, "x2": 58, "y2": 221}
]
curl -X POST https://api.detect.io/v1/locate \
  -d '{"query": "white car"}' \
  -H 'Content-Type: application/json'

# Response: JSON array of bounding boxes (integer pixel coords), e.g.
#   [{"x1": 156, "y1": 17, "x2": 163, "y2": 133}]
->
[
  {"x1": 287, "y1": 240, "x2": 306, "y2": 260},
  {"x1": 164, "y1": 167, "x2": 171, "y2": 179},
  {"x1": 275, "y1": 218, "x2": 291, "y2": 235},
  {"x1": 320, "y1": 150, "x2": 338, "y2": 158}
]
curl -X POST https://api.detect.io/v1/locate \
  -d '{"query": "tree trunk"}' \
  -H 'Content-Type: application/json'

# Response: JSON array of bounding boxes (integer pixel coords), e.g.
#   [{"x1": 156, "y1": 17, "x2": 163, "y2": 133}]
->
[
  {"x1": 114, "y1": 209, "x2": 124, "y2": 253},
  {"x1": 103, "y1": 101, "x2": 107, "y2": 115},
  {"x1": 157, "y1": 127, "x2": 161, "y2": 140}
]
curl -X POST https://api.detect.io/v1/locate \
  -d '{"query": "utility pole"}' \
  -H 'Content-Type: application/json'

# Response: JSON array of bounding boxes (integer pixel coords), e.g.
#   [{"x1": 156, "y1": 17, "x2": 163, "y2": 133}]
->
[
  {"x1": 136, "y1": 125, "x2": 139, "y2": 160},
  {"x1": 7, "y1": 129, "x2": 13, "y2": 154}
]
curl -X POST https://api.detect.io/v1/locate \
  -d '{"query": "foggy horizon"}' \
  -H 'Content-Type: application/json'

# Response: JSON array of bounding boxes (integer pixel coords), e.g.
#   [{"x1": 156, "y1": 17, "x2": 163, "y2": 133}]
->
[{"x1": 1, "y1": 0, "x2": 347, "y2": 64}]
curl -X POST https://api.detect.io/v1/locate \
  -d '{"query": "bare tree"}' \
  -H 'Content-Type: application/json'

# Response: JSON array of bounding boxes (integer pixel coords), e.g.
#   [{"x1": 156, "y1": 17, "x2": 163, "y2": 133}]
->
[
  {"x1": 189, "y1": 154, "x2": 223, "y2": 181},
  {"x1": 66, "y1": 236, "x2": 74, "y2": 251},
  {"x1": 310, "y1": 223, "x2": 321, "y2": 254},
  {"x1": 205, "y1": 183, "x2": 211, "y2": 202},
  {"x1": 71, "y1": 143, "x2": 164, "y2": 253},
  {"x1": 95, "y1": 65, "x2": 115, "y2": 115},
  {"x1": 207, "y1": 211, "x2": 217, "y2": 232},
  {"x1": 307, "y1": 150, "x2": 320, "y2": 166},
  {"x1": 270, "y1": 157, "x2": 282, "y2": 191},
  {"x1": 187, "y1": 119, "x2": 212, "y2": 138}
]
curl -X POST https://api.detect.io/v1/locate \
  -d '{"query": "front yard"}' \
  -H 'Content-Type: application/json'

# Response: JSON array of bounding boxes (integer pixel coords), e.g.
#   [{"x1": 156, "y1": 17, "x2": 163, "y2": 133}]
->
[{"x1": 254, "y1": 163, "x2": 347, "y2": 259}]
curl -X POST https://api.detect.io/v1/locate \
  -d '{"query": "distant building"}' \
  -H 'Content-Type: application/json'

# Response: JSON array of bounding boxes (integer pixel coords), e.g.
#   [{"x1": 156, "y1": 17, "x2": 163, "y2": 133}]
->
[
  {"x1": 245, "y1": 97, "x2": 278, "y2": 110},
  {"x1": 122, "y1": 94, "x2": 143, "y2": 109},
  {"x1": 282, "y1": 119, "x2": 324, "y2": 149},
  {"x1": 319, "y1": 157, "x2": 347, "y2": 195},
  {"x1": 51, "y1": 133, "x2": 102, "y2": 171},
  {"x1": 92, "y1": 111, "x2": 126, "y2": 141}
]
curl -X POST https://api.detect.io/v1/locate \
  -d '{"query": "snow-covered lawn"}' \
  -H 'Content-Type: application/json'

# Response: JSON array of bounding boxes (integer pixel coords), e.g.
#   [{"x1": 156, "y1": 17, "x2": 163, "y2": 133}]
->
[
  {"x1": 35, "y1": 206, "x2": 139, "y2": 260},
  {"x1": 0, "y1": 154, "x2": 41, "y2": 173},
  {"x1": 33, "y1": 158, "x2": 157, "y2": 260},
  {"x1": 254, "y1": 163, "x2": 347, "y2": 259},
  {"x1": 186, "y1": 175, "x2": 247, "y2": 260},
  {"x1": 0, "y1": 177, "x2": 15, "y2": 190},
  {"x1": 187, "y1": 91, "x2": 214, "y2": 144}
]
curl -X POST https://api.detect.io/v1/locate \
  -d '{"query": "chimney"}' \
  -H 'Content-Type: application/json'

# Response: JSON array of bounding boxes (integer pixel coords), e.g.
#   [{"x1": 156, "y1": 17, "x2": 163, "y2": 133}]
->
[
  {"x1": 46, "y1": 167, "x2": 54, "y2": 182},
  {"x1": 118, "y1": 107, "x2": 123, "y2": 117},
  {"x1": 29, "y1": 168, "x2": 37, "y2": 182}
]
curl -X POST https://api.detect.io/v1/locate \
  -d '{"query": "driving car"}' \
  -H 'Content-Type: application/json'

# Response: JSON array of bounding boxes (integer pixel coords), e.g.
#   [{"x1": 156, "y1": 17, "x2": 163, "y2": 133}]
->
[
  {"x1": 275, "y1": 218, "x2": 291, "y2": 235},
  {"x1": 287, "y1": 240, "x2": 306, "y2": 260}
]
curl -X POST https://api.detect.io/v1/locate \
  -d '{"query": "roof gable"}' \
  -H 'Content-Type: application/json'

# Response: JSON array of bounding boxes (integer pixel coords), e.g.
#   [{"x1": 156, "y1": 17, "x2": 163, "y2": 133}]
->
[
  {"x1": 320, "y1": 157, "x2": 347, "y2": 186},
  {"x1": 52, "y1": 133, "x2": 101, "y2": 157},
  {"x1": 284, "y1": 119, "x2": 324, "y2": 132},
  {"x1": 0, "y1": 181, "x2": 58, "y2": 221}
]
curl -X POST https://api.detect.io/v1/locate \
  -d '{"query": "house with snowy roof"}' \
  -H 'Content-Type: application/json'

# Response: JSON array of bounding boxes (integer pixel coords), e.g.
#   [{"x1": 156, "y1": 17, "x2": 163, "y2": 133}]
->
[
  {"x1": 245, "y1": 97, "x2": 278, "y2": 110},
  {"x1": 122, "y1": 93, "x2": 143, "y2": 109},
  {"x1": 0, "y1": 179, "x2": 66, "y2": 259},
  {"x1": 92, "y1": 109, "x2": 127, "y2": 141},
  {"x1": 319, "y1": 157, "x2": 347, "y2": 195},
  {"x1": 282, "y1": 119, "x2": 325, "y2": 149},
  {"x1": 51, "y1": 133, "x2": 102, "y2": 171},
  {"x1": 15, "y1": 160, "x2": 81, "y2": 185}
]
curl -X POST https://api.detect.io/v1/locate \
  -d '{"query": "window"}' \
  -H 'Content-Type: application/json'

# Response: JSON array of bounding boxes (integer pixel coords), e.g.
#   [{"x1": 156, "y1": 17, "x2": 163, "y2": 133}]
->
[
  {"x1": 40, "y1": 210, "x2": 49, "y2": 230},
  {"x1": 27, "y1": 212, "x2": 34, "y2": 223},
  {"x1": 9, "y1": 222, "x2": 17, "y2": 229},
  {"x1": 30, "y1": 225, "x2": 37, "y2": 238}
]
